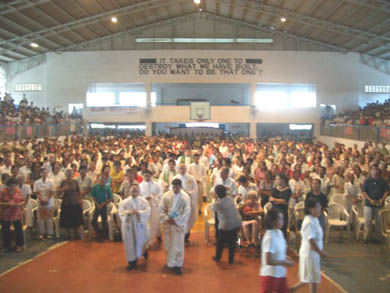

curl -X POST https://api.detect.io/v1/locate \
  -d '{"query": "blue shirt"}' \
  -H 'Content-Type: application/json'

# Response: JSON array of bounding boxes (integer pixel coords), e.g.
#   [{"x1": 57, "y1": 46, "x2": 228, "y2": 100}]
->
[{"x1": 91, "y1": 184, "x2": 113, "y2": 204}]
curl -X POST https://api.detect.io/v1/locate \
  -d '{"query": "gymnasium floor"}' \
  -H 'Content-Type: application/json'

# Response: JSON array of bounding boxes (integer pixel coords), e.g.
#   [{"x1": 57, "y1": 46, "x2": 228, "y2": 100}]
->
[{"x1": 0, "y1": 212, "x2": 349, "y2": 293}]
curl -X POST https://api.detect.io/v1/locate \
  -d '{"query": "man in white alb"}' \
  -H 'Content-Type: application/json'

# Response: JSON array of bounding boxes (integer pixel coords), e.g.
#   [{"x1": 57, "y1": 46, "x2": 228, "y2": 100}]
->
[
  {"x1": 188, "y1": 153, "x2": 207, "y2": 214},
  {"x1": 139, "y1": 169, "x2": 163, "y2": 245},
  {"x1": 118, "y1": 184, "x2": 151, "y2": 271},
  {"x1": 173, "y1": 163, "x2": 198, "y2": 243},
  {"x1": 159, "y1": 179, "x2": 191, "y2": 275}
]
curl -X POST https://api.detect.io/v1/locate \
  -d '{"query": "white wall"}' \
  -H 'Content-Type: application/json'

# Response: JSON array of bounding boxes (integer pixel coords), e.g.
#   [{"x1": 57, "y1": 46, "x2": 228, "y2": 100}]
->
[
  {"x1": 317, "y1": 135, "x2": 367, "y2": 149},
  {"x1": 7, "y1": 50, "x2": 390, "y2": 137}
]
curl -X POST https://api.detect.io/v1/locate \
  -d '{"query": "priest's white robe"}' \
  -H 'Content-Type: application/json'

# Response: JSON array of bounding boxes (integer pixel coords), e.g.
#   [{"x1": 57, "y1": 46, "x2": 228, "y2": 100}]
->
[
  {"x1": 159, "y1": 190, "x2": 191, "y2": 268},
  {"x1": 118, "y1": 196, "x2": 151, "y2": 262},
  {"x1": 173, "y1": 174, "x2": 198, "y2": 234},
  {"x1": 139, "y1": 180, "x2": 163, "y2": 245}
]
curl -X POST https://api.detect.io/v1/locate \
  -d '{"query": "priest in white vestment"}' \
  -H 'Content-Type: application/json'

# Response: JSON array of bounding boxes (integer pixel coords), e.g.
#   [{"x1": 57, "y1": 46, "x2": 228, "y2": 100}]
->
[
  {"x1": 159, "y1": 178, "x2": 191, "y2": 275},
  {"x1": 173, "y1": 163, "x2": 198, "y2": 243},
  {"x1": 139, "y1": 169, "x2": 163, "y2": 246},
  {"x1": 159, "y1": 159, "x2": 177, "y2": 193},
  {"x1": 188, "y1": 153, "x2": 207, "y2": 214},
  {"x1": 118, "y1": 183, "x2": 151, "y2": 271}
]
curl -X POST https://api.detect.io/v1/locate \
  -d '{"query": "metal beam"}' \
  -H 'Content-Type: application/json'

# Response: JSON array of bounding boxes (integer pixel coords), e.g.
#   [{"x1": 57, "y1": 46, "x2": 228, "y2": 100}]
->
[
  {"x1": 0, "y1": 0, "x2": 51, "y2": 16},
  {"x1": 360, "y1": 53, "x2": 390, "y2": 75},
  {"x1": 217, "y1": 0, "x2": 390, "y2": 43},
  {"x1": 202, "y1": 11, "x2": 348, "y2": 52},
  {"x1": 0, "y1": 0, "x2": 187, "y2": 47},
  {"x1": 59, "y1": 12, "x2": 199, "y2": 51},
  {"x1": 342, "y1": 0, "x2": 390, "y2": 14}
]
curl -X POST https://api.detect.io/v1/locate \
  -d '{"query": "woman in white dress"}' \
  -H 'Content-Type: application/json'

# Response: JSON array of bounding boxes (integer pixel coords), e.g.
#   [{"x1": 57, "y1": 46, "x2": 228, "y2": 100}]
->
[
  {"x1": 291, "y1": 198, "x2": 328, "y2": 293},
  {"x1": 259, "y1": 208, "x2": 294, "y2": 293}
]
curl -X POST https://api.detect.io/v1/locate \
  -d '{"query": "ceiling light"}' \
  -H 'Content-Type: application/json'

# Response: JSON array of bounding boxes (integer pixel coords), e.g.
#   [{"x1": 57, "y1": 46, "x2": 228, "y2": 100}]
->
[
  {"x1": 111, "y1": 16, "x2": 117, "y2": 23},
  {"x1": 280, "y1": 17, "x2": 286, "y2": 22},
  {"x1": 199, "y1": 8, "x2": 202, "y2": 11},
  {"x1": 194, "y1": 0, "x2": 201, "y2": 4},
  {"x1": 30, "y1": 42, "x2": 39, "y2": 48}
]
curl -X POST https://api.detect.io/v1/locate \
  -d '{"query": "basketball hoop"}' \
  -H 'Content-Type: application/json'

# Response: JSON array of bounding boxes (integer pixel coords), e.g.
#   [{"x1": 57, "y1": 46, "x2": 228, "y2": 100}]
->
[{"x1": 196, "y1": 109, "x2": 204, "y2": 121}]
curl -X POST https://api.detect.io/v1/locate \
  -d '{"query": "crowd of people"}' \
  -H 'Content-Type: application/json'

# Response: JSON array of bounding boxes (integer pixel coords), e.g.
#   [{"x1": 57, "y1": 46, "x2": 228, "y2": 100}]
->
[
  {"x1": 0, "y1": 92, "x2": 81, "y2": 126},
  {"x1": 322, "y1": 98, "x2": 390, "y2": 127},
  {"x1": 0, "y1": 134, "x2": 389, "y2": 292}
]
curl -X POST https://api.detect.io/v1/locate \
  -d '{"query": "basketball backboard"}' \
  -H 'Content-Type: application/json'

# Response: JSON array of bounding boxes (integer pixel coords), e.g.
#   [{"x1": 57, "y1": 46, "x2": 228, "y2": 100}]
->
[{"x1": 190, "y1": 102, "x2": 210, "y2": 121}]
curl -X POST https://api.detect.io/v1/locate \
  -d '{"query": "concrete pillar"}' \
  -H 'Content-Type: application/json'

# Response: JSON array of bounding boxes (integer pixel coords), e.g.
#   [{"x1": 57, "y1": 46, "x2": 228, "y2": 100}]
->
[
  {"x1": 145, "y1": 121, "x2": 152, "y2": 137},
  {"x1": 145, "y1": 82, "x2": 152, "y2": 107},
  {"x1": 250, "y1": 82, "x2": 256, "y2": 106},
  {"x1": 249, "y1": 122, "x2": 257, "y2": 139}
]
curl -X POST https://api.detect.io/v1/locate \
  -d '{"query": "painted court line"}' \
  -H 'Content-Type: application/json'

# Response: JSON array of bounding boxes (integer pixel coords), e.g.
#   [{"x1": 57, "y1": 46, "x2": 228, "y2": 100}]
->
[
  {"x1": 321, "y1": 271, "x2": 349, "y2": 293},
  {"x1": 0, "y1": 241, "x2": 68, "y2": 278}
]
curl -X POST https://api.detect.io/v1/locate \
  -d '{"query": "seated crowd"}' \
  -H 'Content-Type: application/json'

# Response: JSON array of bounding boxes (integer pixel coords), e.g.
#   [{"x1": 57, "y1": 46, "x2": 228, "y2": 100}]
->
[
  {"x1": 322, "y1": 98, "x2": 390, "y2": 127},
  {"x1": 0, "y1": 134, "x2": 389, "y2": 255},
  {"x1": 0, "y1": 92, "x2": 81, "y2": 126}
]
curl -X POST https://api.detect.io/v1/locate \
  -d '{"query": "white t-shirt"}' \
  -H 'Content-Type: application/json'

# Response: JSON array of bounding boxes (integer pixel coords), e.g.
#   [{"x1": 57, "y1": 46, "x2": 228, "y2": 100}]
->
[
  {"x1": 33, "y1": 178, "x2": 55, "y2": 208},
  {"x1": 299, "y1": 215, "x2": 323, "y2": 258},
  {"x1": 260, "y1": 229, "x2": 287, "y2": 278}
]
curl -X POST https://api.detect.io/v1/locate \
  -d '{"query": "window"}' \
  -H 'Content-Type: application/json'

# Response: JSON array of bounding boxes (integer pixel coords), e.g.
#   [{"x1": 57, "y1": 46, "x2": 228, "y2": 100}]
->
[
  {"x1": 185, "y1": 123, "x2": 219, "y2": 128},
  {"x1": 255, "y1": 84, "x2": 316, "y2": 109},
  {"x1": 117, "y1": 125, "x2": 146, "y2": 129},
  {"x1": 289, "y1": 124, "x2": 312, "y2": 130},
  {"x1": 68, "y1": 103, "x2": 83, "y2": 114},
  {"x1": 90, "y1": 124, "x2": 116, "y2": 129},
  {"x1": 86, "y1": 92, "x2": 115, "y2": 107},
  {"x1": 15, "y1": 83, "x2": 42, "y2": 91},
  {"x1": 118, "y1": 92, "x2": 156, "y2": 107},
  {"x1": 365, "y1": 85, "x2": 390, "y2": 93},
  {"x1": 0, "y1": 67, "x2": 5, "y2": 95}
]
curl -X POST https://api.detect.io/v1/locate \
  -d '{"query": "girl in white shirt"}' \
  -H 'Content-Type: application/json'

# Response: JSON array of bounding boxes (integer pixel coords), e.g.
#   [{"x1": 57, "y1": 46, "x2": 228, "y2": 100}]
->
[
  {"x1": 291, "y1": 198, "x2": 328, "y2": 293},
  {"x1": 260, "y1": 208, "x2": 294, "y2": 293}
]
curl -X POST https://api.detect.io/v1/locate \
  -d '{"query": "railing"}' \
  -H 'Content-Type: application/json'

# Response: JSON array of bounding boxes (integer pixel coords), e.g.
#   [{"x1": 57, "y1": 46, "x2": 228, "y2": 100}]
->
[
  {"x1": 0, "y1": 120, "x2": 83, "y2": 142},
  {"x1": 320, "y1": 124, "x2": 390, "y2": 143}
]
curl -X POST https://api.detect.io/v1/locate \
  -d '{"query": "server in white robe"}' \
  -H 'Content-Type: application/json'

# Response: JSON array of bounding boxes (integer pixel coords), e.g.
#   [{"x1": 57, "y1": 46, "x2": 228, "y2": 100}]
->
[
  {"x1": 118, "y1": 183, "x2": 151, "y2": 271},
  {"x1": 159, "y1": 179, "x2": 191, "y2": 275},
  {"x1": 139, "y1": 170, "x2": 163, "y2": 245},
  {"x1": 173, "y1": 163, "x2": 198, "y2": 243},
  {"x1": 188, "y1": 153, "x2": 207, "y2": 214}
]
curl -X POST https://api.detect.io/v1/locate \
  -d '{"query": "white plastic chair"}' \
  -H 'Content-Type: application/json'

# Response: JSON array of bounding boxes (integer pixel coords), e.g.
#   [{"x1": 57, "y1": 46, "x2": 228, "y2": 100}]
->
[
  {"x1": 385, "y1": 196, "x2": 390, "y2": 208},
  {"x1": 113, "y1": 193, "x2": 122, "y2": 207},
  {"x1": 264, "y1": 202, "x2": 272, "y2": 215},
  {"x1": 326, "y1": 202, "x2": 351, "y2": 242},
  {"x1": 379, "y1": 209, "x2": 390, "y2": 253},
  {"x1": 21, "y1": 208, "x2": 29, "y2": 248},
  {"x1": 204, "y1": 203, "x2": 215, "y2": 243},
  {"x1": 330, "y1": 193, "x2": 347, "y2": 209},
  {"x1": 53, "y1": 198, "x2": 62, "y2": 239},
  {"x1": 81, "y1": 199, "x2": 92, "y2": 239},
  {"x1": 107, "y1": 202, "x2": 116, "y2": 241},
  {"x1": 352, "y1": 203, "x2": 365, "y2": 240},
  {"x1": 293, "y1": 201, "x2": 305, "y2": 249}
]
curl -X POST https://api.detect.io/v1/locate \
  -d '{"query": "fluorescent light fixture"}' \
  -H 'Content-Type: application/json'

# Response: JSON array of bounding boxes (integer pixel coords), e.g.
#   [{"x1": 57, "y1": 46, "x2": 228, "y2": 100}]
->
[
  {"x1": 111, "y1": 16, "x2": 117, "y2": 23},
  {"x1": 136, "y1": 38, "x2": 273, "y2": 43},
  {"x1": 289, "y1": 124, "x2": 312, "y2": 130},
  {"x1": 236, "y1": 38, "x2": 273, "y2": 43},
  {"x1": 194, "y1": 0, "x2": 201, "y2": 4},
  {"x1": 30, "y1": 42, "x2": 39, "y2": 48},
  {"x1": 185, "y1": 123, "x2": 219, "y2": 128},
  {"x1": 281, "y1": 17, "x2": 286, "y2": 22}
]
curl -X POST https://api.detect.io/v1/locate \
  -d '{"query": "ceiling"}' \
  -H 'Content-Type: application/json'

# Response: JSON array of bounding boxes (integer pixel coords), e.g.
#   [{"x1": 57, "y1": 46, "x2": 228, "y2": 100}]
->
[{"x1": 0, "y1": 0, "x2": 389, "y2": 66}]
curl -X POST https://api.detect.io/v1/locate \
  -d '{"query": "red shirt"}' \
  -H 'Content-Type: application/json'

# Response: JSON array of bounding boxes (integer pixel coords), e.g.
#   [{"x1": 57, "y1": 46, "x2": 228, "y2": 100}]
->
[{"x1": 0, "y1": 187, "x2": 25, "y2": 221}]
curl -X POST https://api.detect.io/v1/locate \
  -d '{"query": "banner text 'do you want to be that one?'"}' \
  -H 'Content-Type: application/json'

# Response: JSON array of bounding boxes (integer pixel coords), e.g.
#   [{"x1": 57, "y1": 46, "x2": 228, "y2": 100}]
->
[{"x1": 138, "y1": 58, "x2": 263, "y2": 76}]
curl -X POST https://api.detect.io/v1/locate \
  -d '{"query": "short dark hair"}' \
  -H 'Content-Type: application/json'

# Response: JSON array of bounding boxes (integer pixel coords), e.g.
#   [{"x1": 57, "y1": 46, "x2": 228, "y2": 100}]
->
[
  {"x1": 215, "y1": 185, "x2": 226, "y2": 198},
  {"x1": 142, "y1": 169, "x2": 152, "y2": 175},
  {"x1": 171, "y1": 178, "x2": 182, "y2": 186},
  {"x1": 238, "y1": 175, "x2": 248, "y2": 183},
  {"x1": 263, "y1": 208, "x2": 282, "y2": 230},
  {"x1": 79, "y1": 165, "x2": 87, "y2": 172},
  {"x1": 304, "y1": 197, "x2": 319, "y2": 215},
  {"x1": 168, "y1": 159, "x2": 176, "y2": 165}
]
